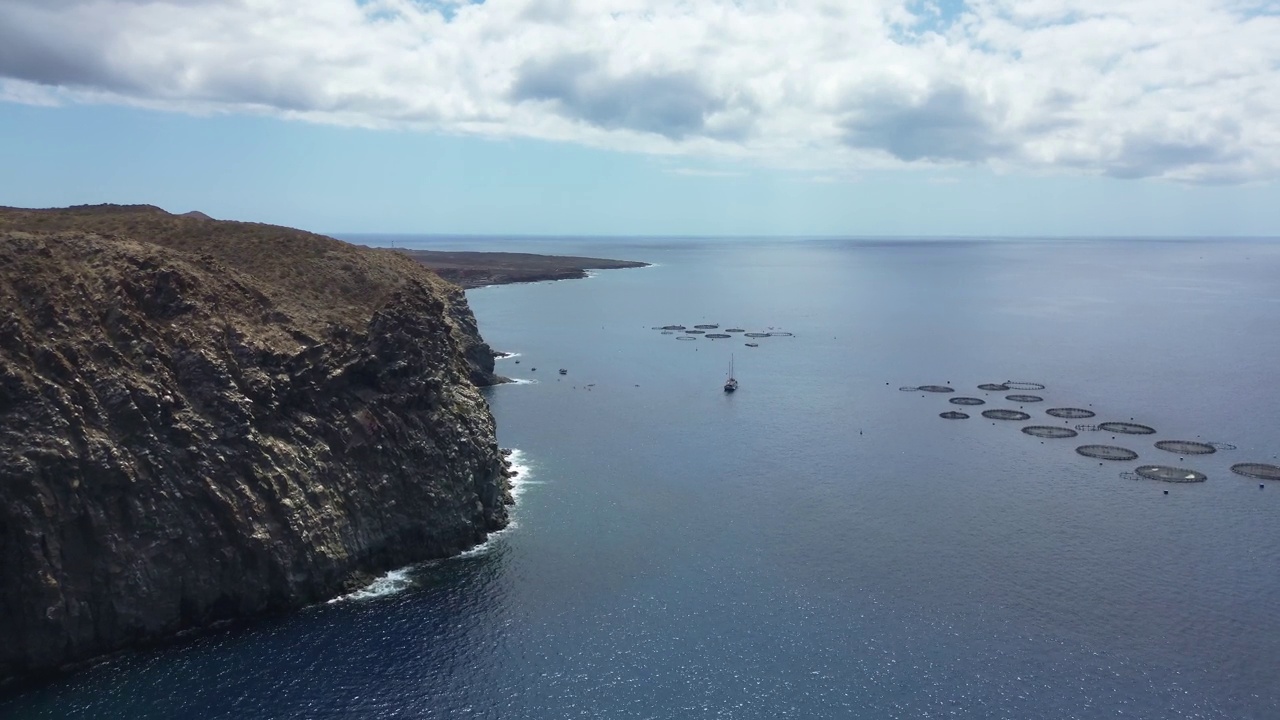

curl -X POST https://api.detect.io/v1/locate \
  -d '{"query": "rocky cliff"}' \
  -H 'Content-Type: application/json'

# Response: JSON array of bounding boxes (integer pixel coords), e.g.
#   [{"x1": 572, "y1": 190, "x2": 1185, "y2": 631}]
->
[{"x1": 0, "y1": 206, "x2": 513, "y2": 683}]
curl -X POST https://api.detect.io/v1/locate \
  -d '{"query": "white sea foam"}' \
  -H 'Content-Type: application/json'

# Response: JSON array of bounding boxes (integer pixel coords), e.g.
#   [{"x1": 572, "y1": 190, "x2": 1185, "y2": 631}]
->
[
  {"x1": 327, "y1": 567, "x2": 413, "y2": 604},
  {"x1": 507, "y1": 378, "x2": 539, "y2": 385},
  {"x1": 331, "y1": 450, "x2": 538, "y2": 594},
  {"x1": 504, "y1": 448, "x2": 538, "y2": 503},
  {"x1": 461, "y1": 448, "x2": 541, "y2": 558},
  {"x1": 496, "y1": 352, "x2": 521, "y2": 359},
  {"x1": 459, "y1": 529, "x2": 507, "y2": 558}
]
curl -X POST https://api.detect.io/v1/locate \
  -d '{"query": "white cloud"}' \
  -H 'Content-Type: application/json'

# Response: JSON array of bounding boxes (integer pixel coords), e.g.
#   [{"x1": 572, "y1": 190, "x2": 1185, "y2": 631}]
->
[
  {"x1": 1, "y1": 0, "x2": 1277, "y2": 183},
  {"x1": 0, "y1": 78, "x2": 64, "y2": 106}
]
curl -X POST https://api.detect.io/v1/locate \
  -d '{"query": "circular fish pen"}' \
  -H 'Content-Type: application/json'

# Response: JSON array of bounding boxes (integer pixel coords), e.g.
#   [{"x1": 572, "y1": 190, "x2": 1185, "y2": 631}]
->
[
  {"x1": 1047, "y1": 408, "x2": 1095, "y2": 419},
  {"x1": 1076, "y1": 445, "x2": 1139, "y2": 461},
  {"x1": 1006, "y1": 394, "x2": 1043, "y2": 403},
  {"x1": 1005, "y1": 381, "x2": 1046, "y2": 391},
  {"x1": 983, "y1": 409, "x2": 1031, "y2": 421},
  {"x1": 661, "y1": 325, "x2": 686, "y2": 330},
  {"x1": 684, "y1": 329, "x2": 706, "y2": 334},
  {"x1": 694, "y1": 324, "x2": 719, "y2": 329},
  {"x1": 978, "y1": 383, "x2": 1010, "y2": 391},
  {"x1": 1154, "y1": 440, "x2": 1216, "y2": 456},
  {"x1": 768, "y1": 332, "x2": 794, "y2": 337},
  {"x1": 1098, "y1": 421, "x2": 1156, "y2": 435},
  {"x1": 745, "y1": 332, "x2": 771, "y2": 338},
  {"x1": 705, "y1": 333, "x2": 732, "y2": 339},
  {"x1": 949, "y1": 397, "x2": 986, "y2": 406},
  {"x1": 1022, "y1": 426, "x2": 1078, "y2": 439},
  {"x1": 1125, "y1": 465, "x2": 1208, "y2": 483},
  {"x1": 1230, "y1": 463, "x2": 1280, "y2": 481},
  {"x1": 918, "y1": 385, "x2": 955, "y2": 393},
  {"x1": 940, "y1": 411, "x2": 970, "y2": 419},
  {"x1": 726, "y1": 328, "x2": 745, "y2": 333},
  {"x1": 676, "y1": 336, "x2": 697, "y2": 341},
  {"x1": 899, "y1": 386, "x2": 921, "y2": 392}
]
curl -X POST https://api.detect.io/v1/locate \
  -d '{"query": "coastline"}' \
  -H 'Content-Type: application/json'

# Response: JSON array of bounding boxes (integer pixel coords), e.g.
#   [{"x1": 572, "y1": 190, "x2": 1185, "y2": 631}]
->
[
  {"x1": 393, "y1": 248, "x2": 650, "y2": 289},
  {"x1": 0, "y1": 206, "x2": 516, "y2": 687},
  {"x1": 0, "y1": 205, "x2": 644, "y2": 690}
]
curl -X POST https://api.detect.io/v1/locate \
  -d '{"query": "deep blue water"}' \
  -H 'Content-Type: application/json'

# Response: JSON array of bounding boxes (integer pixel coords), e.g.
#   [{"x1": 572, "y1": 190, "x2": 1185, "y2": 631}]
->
[{"x1": 5, "y1": 236, "x2": 1280, "y2": 719}]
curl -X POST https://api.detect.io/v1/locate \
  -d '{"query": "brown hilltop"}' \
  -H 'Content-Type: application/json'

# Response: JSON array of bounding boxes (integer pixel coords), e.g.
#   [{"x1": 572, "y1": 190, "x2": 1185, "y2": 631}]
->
[
  {"x1": 0, "y1": 204, "x2": 500, "y2": 367},
  {"x1": 0, "y1": 205, "x2": 512, "y2": 685}
]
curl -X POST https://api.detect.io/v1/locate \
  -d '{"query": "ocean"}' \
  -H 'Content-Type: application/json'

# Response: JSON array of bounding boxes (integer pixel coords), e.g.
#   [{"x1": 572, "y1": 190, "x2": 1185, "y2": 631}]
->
[{"x1": 4, "y1": 236, "x2": 1279, "y2": 719}]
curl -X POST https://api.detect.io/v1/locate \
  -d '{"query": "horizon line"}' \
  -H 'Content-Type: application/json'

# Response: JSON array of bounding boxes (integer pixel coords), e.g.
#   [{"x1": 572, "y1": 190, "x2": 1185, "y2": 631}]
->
[{"x1": 332, "y1": 231, "x2": 1280, "y2": 241}]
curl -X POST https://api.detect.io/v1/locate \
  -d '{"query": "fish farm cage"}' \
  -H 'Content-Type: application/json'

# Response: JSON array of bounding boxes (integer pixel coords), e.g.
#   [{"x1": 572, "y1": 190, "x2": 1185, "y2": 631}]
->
[
  {"x1": 1231, "y1": 463, "x2": 1280, "y2": 481},
  {"x1": 1046, "y1": 408, "x2": 1095, "y2": 419},
  {"x1": 1121, "y1": 465, "x2": 1207, "y2": 483},
  {"x1": 898, "y1": 375, "x2": 1278, "y2": 486},
  {"x1": 1097, "y1": 422, "x2": 1156, "y2": 435},
  {"x1": 1154, "y1": 440, "x2": 1216, "y2": 455},
  {"x1": 1076, "y1": 445, "x2": 1139, "y2": 461},
  {"x1": 1022, "y1": 426, "x2": 1078, "y2": 439},
  {"x1": 982, "y1": 409, "x2": 1031, "y2": 421},
  {"x1": 655, "y1": 325, "x2": 792, "y2": 337}
]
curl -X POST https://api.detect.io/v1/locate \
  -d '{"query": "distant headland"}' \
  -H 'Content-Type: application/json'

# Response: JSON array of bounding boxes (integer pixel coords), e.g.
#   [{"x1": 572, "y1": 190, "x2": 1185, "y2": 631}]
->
[{"x1": 394, "y1": 248, "x2": 650, "y2": 289}]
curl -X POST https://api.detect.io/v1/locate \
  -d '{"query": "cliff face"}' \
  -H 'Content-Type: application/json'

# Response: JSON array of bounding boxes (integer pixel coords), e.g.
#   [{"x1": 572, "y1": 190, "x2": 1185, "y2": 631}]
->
[{"x1": 0, "y1": 206, "x2": 512, "y2": 682}]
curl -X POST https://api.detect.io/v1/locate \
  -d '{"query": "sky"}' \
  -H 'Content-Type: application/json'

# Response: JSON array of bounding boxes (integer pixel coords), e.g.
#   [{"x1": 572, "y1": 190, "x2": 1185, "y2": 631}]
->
[{"x1": 1, "y1": 0, "x2": 1278, "y2": 237}]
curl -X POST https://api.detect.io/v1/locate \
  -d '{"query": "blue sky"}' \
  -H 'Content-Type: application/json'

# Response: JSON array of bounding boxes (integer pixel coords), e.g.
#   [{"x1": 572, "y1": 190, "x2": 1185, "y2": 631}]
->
[{"x1": 1, "y1": 0, "x2": 1278, "y2": 237}]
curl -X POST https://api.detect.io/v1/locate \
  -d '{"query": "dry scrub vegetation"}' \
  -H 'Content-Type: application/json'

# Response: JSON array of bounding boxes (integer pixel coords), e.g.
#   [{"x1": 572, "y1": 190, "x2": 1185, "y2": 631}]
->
[{"x1": 0, "y1": 204, "x2": 455, "y2": 345}]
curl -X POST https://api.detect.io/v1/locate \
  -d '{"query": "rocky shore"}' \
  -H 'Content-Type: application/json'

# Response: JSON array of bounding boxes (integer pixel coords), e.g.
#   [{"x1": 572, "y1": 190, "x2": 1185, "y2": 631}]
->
[{"x1": 0, "y1": 205, "x2": 531, "y2": 686}]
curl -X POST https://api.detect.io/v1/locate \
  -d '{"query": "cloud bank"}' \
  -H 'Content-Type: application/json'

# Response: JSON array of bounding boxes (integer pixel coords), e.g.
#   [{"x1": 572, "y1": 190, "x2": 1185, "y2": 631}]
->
[{"x1": 1, "y1": 0, "x2": 1277, "y2": 183}]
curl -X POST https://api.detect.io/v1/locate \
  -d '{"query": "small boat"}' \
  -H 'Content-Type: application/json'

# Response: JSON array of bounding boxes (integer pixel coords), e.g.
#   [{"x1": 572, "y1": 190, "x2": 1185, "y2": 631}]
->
[
  {"x1": 724, "y1": 354, "x2": 738, "y2": 393},
  {"x1": 559, "y1": 368, "x2": 567, "y2": 375},
  {"x1": 745, "y1": 343, "x2": 758, "y2": 347}
]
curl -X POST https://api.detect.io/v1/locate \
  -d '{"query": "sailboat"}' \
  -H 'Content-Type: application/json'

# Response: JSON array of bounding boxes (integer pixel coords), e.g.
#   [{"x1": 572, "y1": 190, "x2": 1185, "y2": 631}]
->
[{"x1": 724, "y1": 354, "x2": 739, "y2": 393}]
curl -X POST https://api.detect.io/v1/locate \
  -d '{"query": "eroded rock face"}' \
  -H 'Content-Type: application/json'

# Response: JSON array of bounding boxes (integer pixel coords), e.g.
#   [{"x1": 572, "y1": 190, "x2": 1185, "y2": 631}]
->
[{"x1": 0, "y1": 217, "x2": 512, "y2": 683}]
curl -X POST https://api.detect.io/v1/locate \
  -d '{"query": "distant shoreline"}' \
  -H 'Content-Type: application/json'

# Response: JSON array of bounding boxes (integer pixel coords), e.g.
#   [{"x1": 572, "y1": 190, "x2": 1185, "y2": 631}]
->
[{"x1": 392, "y1": 248, "x2": 650, "y2": 289}]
